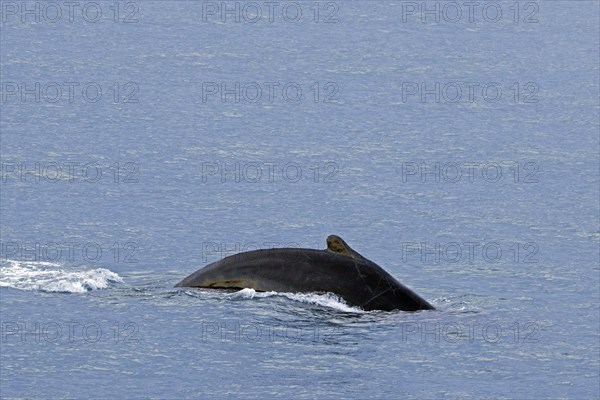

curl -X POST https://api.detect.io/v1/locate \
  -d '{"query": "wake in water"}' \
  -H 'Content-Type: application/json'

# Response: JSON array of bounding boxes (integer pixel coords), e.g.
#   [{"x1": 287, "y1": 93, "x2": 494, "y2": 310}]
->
[
  {"x1": 0, "y1": 259, "x2": 123, "y2": 293},
  {"x1": 230, "y1": 288, "x2": 365, "y2": 313}
]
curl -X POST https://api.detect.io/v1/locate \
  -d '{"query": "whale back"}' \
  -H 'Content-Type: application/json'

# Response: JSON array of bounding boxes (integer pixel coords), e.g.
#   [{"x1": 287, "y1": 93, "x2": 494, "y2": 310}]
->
[{"x1": 176, "y1": 236, "x2": 435, "y2": 311}]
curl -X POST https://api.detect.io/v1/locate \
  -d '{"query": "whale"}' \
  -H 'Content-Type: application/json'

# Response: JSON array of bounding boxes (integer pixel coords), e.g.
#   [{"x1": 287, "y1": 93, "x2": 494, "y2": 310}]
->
[{"x1": 175, "y1": 235, "x2": 435, "y2": 312}]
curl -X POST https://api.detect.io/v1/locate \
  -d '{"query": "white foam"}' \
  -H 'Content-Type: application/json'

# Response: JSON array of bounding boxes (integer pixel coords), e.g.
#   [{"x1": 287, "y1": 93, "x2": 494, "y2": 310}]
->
[
  {"x1": 0, "y1": 259, "x2": 123, "y2": 293},
  {"x1": 231, "y1": 288, "x2": 364, "y2": 313}
]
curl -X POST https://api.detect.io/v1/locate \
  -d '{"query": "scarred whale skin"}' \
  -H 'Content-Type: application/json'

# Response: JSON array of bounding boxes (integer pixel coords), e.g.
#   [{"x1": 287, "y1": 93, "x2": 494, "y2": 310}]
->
[{"x1": 175, "y1": 235, "x2": 435, "y2": 312}]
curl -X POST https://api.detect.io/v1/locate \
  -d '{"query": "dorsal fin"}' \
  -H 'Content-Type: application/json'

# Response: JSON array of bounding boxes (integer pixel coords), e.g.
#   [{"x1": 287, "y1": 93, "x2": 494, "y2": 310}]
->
[{"x1": 326, "y1": 235, "x2": 368, "y2": 261}]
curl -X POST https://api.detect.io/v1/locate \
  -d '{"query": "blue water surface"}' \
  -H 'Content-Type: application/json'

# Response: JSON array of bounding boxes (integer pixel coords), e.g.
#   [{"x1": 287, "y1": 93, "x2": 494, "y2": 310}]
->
[{"x1": 1, "y1": 1, "x2": 599, "y2": 398}]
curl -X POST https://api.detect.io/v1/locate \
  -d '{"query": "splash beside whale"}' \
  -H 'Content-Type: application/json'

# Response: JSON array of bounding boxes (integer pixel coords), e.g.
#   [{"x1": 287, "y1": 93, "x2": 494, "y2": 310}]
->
[{"x1": 176, "y1": 235, "x2": 434, "y2": 312}]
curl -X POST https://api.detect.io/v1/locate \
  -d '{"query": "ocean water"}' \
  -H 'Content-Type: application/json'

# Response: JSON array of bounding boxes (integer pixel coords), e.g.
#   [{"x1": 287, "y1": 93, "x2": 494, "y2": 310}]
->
[{"x1": 1, "y1": 1, "x2": 599, "y2": 398}]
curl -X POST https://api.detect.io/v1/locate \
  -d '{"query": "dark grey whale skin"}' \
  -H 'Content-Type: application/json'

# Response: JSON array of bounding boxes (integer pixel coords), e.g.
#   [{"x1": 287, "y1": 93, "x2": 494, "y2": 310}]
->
[{"x1": 175, "y1": 247, "x2": 434, "y2": 312}]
